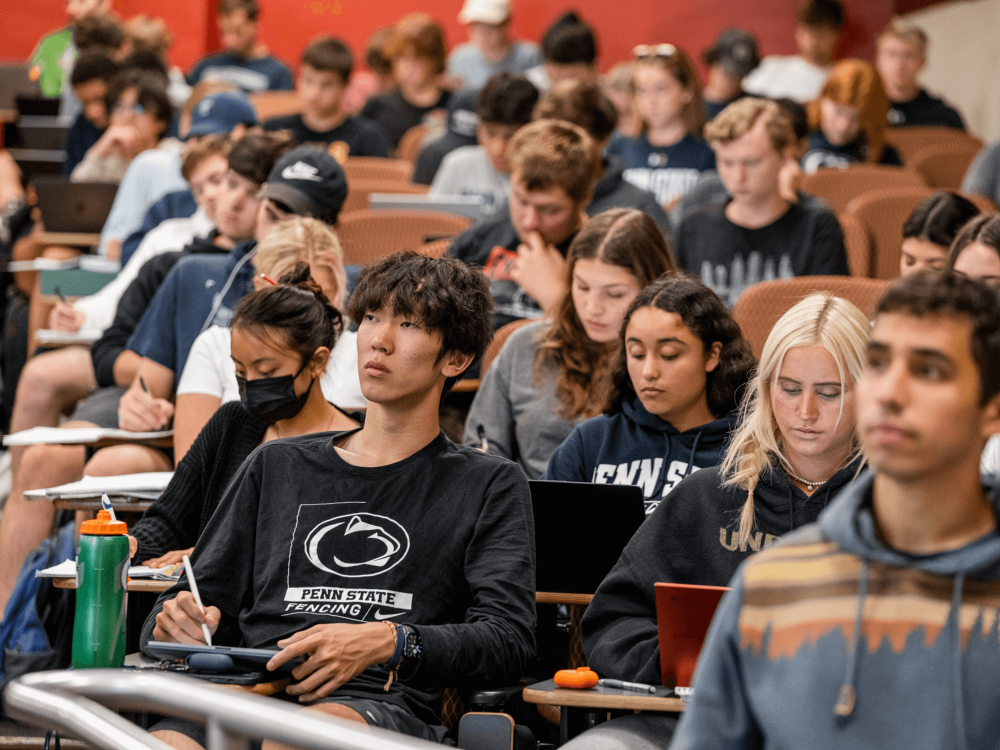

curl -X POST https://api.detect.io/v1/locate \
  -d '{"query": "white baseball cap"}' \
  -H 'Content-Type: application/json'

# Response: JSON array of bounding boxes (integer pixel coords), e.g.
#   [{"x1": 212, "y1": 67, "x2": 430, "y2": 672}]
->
[{"x1": 458, "y1": 0, "x2": 511, "y2": 25}]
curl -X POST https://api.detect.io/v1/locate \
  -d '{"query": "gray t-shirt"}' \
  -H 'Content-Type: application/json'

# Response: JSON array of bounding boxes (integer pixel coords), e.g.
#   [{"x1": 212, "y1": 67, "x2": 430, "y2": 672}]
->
[
  {"x1": 430, "y1": 146, "x2": 509, "y2": 215},
  {"x1": 463, "y1": 321, "x2": 580, "y2": 478},
  {"x1": 446, "y1": 42, "x2": 543, "y2": 90},
  {"x1": 961, "y1": 141, "x2": 1000, "y2": 208}
]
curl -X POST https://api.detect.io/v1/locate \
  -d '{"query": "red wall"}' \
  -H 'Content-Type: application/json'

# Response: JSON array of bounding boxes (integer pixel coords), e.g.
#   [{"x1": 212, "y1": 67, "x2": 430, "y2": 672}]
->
[{"x1": 3, "y1": 0, "x2": 892, "y2": 82}]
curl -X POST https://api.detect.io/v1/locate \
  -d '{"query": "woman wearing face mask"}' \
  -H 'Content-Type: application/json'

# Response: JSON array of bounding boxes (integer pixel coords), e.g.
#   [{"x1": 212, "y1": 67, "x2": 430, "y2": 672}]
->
[
  {"x1": 463, "y1": 208, "x2": 677, "y2": 478},
  {"x1": 127, "y1": 263, "x2": 358, "y2": 566},
  {"x1": 541, "y1": 276, "x2": 755, "y2": 515},
  {"x1": 581, "y1": 292, "x2": 871, "y2": 693},
  {"x1": 801, "y1": 59, "x2": 902, "y2": 174}
]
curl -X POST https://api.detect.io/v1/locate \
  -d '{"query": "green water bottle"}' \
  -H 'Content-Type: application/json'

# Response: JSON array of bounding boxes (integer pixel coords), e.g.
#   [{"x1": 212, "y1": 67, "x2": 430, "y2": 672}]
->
[{"x1": 72, "y1": 509, "x2": 129, "y2": 669}]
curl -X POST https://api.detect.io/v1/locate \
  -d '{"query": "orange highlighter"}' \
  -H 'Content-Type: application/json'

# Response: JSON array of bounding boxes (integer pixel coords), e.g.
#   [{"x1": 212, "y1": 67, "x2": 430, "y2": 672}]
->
[{"x1": 554, "y1": 666, "x2": 599, "y2": 689}]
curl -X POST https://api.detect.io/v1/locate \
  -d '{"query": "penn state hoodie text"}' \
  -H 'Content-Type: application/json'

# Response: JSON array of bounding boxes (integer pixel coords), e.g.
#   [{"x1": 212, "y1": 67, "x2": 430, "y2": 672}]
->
[{"x1": 540, "y1": 396, "x2": 737, "y2": 515}]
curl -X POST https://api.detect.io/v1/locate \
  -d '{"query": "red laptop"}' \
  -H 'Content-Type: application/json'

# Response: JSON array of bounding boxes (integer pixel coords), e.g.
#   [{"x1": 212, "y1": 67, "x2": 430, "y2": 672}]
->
[{"x1": 654, "y1": 582, "x2": 730, "y2": 689}]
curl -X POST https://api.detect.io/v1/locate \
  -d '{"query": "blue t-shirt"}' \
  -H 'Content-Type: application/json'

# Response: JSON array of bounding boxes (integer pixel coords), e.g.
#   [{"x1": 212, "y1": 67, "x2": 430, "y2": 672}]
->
[
  {"x1": 606, "y1": 133, "x2": 716, "y2": 206},
  {"x1": 127, "y1": 241, "x2": 256, "y2": 378},
  {"x1": 187, "y1": 52, "x2": 293, "y2": 92}
]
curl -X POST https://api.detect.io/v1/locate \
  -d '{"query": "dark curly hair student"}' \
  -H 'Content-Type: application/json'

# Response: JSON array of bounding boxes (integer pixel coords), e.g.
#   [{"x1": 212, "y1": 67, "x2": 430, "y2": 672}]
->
[{"x1": 542, "y1": 274, "x2": 755, "y2": 509}]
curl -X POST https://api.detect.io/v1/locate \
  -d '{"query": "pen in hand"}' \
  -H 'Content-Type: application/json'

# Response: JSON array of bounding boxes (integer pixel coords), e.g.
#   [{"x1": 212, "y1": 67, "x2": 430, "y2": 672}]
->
[
  {"x1": 139, "y1": 376, "x2": 150, "y2": 394},
  {"x1": 54, "y1": 285, "x2": 69, "y2": 306},
  {"x1": 182, "y1": 554, "x2": 213, "y2": 647}
]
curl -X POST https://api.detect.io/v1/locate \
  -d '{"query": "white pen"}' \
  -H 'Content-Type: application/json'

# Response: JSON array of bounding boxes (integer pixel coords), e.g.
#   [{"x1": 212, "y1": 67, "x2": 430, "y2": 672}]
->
[
  {"x1": 182, "y1": 554, "x2": 213, "y2": 647},
  {"x1": 598, "y1": 678, "x2": 657, "y2": 694}
]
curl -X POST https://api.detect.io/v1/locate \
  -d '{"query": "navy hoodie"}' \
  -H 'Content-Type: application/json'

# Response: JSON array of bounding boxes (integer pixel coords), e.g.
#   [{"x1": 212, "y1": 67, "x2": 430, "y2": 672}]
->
[
  {"x1": 541, "y1": 396, "x2": 737, "y2": 515},
  {"x1": 672, "y1": 472, "x2": 1000, "y2": 750}
]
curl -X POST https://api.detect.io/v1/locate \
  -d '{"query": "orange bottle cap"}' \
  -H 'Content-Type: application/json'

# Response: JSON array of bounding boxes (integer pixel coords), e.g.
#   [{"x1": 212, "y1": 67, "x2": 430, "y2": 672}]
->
[{"x1": 80, "y1": 509, "x2": 127, "y2": 535}]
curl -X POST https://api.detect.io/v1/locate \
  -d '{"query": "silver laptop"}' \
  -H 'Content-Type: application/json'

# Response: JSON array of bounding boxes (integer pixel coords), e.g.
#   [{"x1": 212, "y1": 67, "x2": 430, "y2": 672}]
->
[{"x1": 368, "y1": 193, "x2": 489, "y2": 221}]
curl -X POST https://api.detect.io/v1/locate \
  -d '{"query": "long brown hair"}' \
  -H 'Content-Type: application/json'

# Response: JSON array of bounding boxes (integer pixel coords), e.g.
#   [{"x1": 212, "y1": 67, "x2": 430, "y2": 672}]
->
[
  {"x1": 633, "y1": 45, "x2": 706, "y2": 138},
  {"x1": 536, "y1": 209, "x2": 677, "y2": 420}
]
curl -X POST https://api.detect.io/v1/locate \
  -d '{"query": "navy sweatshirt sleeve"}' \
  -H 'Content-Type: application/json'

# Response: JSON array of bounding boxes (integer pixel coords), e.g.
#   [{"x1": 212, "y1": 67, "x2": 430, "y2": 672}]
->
[
  {"x1": 540, "y1": 427, "x2": 589, "y2": 483},
  {"x1": 91, "y1": 251, "x2": 183, "y2": 387}
]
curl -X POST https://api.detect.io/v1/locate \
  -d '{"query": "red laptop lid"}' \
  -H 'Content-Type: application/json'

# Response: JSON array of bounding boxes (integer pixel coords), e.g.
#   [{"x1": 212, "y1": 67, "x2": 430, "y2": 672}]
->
[{"x1": 654, "y1": 582, "x2": 730, "y2": 689}]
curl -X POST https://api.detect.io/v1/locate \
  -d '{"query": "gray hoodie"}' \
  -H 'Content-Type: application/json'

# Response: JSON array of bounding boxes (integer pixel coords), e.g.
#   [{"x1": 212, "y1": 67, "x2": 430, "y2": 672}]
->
[{"x1": 672, "y1": 471, "x2": 1000, "y2": 750}]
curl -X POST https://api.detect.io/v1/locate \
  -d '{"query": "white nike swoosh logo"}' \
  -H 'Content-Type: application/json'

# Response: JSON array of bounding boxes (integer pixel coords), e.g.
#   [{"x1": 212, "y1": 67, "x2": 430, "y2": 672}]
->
[{"x1": 373, "y1": 610, "x2": 397, "y2": 620}]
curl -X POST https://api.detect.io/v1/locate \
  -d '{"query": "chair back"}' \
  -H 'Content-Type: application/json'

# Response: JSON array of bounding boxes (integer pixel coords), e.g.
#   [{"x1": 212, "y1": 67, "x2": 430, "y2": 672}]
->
[
  {"x1": 845, "y1": 186, "x2": 935, "y2": 279},
  {"x1": 909, "y1": 141, "x2": 983, "y2": 190},
  {"x1": 416, "y1": 237, "x2": 452, "y2": 258},
  {"x1": 396, "y1": 124, "x2": 429, "y2": 163},
  {"x1": 480, "y1": 318, "x2": 534, "y2": 378},
  {"x1": 248, "y1": 91, "x2": 300, "y2": 122},
  {"x1": 838, "y1": 212, "x2": 872, "y2": 277},
  {"x1": 343, "y1": 157, "x2": 412, "y2": 184},
  {"x1": 336, "y1": 209, "x2": 471, "y2": 265},
  {"x1": 801, "y1": 164, "x2": 925, "y2": 213},
  {"x1": 732, "y1": 276, "x2": 891, "y2": 358},
  {"x1": 342, "y1": 179, "x2": 429, "y2": 214},
  {"x1": 884, "y1": 126, "x2": 983, "y2": 164}
]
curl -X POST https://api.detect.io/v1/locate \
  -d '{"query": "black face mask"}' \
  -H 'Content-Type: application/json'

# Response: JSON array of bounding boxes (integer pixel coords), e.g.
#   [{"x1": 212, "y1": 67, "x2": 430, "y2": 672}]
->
[{"x1": 237, "y1": 359, "x2": 313, "y2": 423}]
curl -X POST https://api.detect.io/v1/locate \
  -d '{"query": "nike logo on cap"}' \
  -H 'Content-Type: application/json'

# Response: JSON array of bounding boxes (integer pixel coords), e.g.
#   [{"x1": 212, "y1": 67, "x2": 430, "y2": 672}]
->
[{"x1": 281, "y1": 161, "x2": 322, "y2": 182}]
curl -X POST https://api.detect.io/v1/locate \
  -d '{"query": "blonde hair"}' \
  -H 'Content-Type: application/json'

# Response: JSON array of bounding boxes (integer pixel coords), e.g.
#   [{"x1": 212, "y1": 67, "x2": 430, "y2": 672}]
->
[
  {"x1": 877, "y1": 20, "x2": 928, "y2": 53},
  {"x1": 720, "y1": 293, "x2": 871, "y2": 548},
  {"x1": 706, "y1": 98, "x2": 796, "y2": 154},
  {"x1": 252, "y1": 217, "x2": 347, "y2": 311}
]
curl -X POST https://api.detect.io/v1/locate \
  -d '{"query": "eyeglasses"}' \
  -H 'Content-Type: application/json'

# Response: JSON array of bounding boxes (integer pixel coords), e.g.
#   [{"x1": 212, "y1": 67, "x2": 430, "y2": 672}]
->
[
  {"x1": 113, "y1": 102, "x2": 146, "y2": 116},
  {"x1": 633, "y1": 44, "x2": 678, "y2": 60}
]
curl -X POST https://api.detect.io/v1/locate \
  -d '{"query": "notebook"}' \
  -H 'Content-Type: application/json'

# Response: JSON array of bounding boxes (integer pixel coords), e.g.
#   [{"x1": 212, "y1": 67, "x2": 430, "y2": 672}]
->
[
  {"x1": 24, "y1": 471, "x2": 174, "y2": 501},
  {"x1": 33, "y1": 177, "x2": 118, "y2": 234},
  {"x1": 654, "y1": 582, "x2": 730, "y2": 689},
  {"x1": 3, "y1": 426, "x2": 172, "y2": 447},
  {"x1": 529, "y1": 480, "x2": 646, "y2": 595}
]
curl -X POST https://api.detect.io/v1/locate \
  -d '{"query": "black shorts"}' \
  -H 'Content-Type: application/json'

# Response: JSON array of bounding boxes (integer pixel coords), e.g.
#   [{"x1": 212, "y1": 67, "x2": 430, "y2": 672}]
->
[{"x1": 149, "y1": 694, "x2": 449, "y2": 747}]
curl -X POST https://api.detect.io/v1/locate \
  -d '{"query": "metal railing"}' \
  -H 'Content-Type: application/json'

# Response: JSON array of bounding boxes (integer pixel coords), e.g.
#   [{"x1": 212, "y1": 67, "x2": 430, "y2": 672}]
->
[{"x1": 4, "y1": 670, "x2": 443, "y2": 750}]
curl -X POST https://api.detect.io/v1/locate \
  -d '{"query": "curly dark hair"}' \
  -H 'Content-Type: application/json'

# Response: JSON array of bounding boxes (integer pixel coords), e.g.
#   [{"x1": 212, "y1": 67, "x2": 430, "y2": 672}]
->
[
  {"x1": 537, "y1": 208, "x2": 677, "y2": 420},
  {"x1": 607, "y1": 275, "x2": 756, "y2": 417},
  {"x1": 230, "y1": 261, "x2": 343, "y2": 366},
  {"x1": 878, "y1": 269, "x2": 1000, "y2": 405},
  {"x1": 348, "y1": 251, "x2": 495, "y2": 394}
]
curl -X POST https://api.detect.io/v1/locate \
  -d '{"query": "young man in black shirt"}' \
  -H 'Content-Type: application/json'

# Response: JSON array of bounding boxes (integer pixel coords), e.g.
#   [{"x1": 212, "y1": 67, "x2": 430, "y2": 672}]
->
[
  {"x1": 675, "y1": 97, "x2": 847, "y2": 308},
  {"x1": 263, "y1": 36, "x2": 391, "y2": 159},
  {"x1": 143, "y1": 252, "x2": 536, "y2": 745},
  {"x1": 876, "y1": 21, "x2": 965, "y2": 130},
  {"x1": 449, "y1": 118, "x2": 599, "y2": 328}
]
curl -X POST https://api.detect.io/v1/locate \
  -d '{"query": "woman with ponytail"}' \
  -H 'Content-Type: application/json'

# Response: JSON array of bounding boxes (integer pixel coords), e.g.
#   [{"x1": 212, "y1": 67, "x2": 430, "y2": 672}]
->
[
  {"x1": 580, "y1": 291, "x2": 871, "y2": 701},
  {"x1": 127, "y1": 261, "x2": 359, "y2": 565}
]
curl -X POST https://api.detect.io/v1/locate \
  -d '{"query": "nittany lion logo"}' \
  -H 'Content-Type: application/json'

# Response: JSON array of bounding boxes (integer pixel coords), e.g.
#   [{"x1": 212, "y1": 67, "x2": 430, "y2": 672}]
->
[{"x1": 303, "y1": 514, "x2": 410, "y2": 578}]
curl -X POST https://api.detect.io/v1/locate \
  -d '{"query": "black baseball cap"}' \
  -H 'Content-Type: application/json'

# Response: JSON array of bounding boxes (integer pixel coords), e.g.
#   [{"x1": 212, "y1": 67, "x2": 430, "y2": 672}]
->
[
  {"x1": 703, "y1": 29, "x2": 760, "y2": 81},
  {"x1": 258, "y1": 146, "x2": 349, "y2": 225}
]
